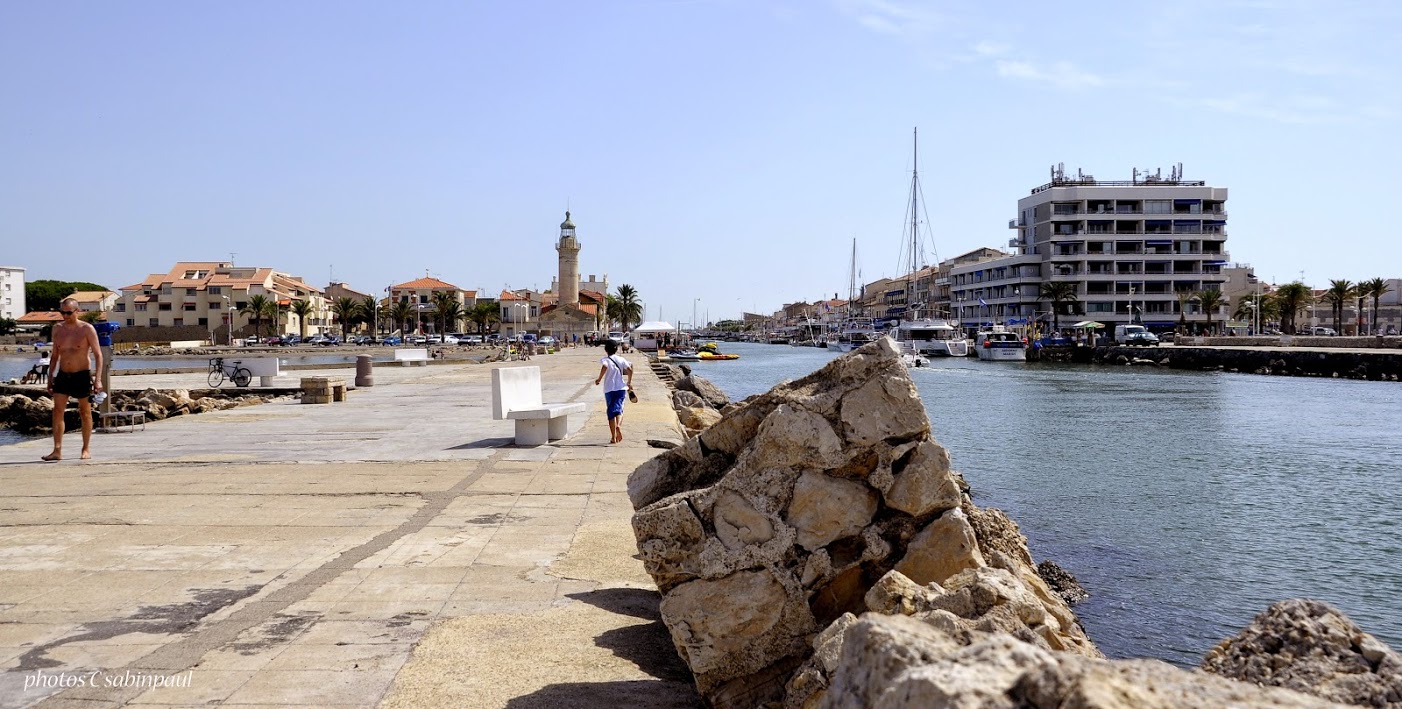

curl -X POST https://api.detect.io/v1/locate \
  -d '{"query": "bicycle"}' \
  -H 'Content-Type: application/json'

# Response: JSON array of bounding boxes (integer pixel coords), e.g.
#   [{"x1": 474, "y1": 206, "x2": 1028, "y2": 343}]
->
[{"x1": 208, "y1": 357, "x2": 253, "y2": 387}]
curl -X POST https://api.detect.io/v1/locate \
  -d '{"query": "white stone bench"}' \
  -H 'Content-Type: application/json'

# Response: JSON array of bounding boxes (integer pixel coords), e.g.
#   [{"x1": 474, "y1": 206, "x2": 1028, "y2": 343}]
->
[
  {"x1": 239, "y1": 357, "x2": 282, "y2": 386},
  {"x1": 491, "y1": 366, "x2": 586, "y2": 445},
  {"x1": 394, "y1": 348, "x2": 430, "y2": 366}
]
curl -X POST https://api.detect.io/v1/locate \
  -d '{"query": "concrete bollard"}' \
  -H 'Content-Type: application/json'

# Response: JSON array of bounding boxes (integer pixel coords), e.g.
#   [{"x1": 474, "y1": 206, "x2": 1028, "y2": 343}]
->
[{"x1": 355, "y1": 354, "x2": 374, "y2": 387}]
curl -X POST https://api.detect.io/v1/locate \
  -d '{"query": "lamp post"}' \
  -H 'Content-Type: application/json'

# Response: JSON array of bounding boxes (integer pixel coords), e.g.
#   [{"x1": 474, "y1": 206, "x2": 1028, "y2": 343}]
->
[{"x1": 222, "y1": 296, "x2": 233, "y2": 346}]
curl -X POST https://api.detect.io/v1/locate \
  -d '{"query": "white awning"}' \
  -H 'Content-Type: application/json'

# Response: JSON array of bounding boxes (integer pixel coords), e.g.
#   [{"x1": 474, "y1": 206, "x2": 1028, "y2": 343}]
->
[{"x1": 633, "y1": 320, "x2": 677, "y2": 333}]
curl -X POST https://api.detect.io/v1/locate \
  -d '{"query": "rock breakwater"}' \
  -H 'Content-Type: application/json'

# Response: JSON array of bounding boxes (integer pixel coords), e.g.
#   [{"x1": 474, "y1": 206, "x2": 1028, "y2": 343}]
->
[
  {"x1": 0, "y1": 387, "x2": 283, "y2": 435},
  {"x1": 628, "y1": 339, "x2": 1401, "y2": 708}
]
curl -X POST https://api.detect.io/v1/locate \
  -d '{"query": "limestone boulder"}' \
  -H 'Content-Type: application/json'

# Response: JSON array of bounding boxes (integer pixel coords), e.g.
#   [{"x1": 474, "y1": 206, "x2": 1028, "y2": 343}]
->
[
  {"x1": 676, "y1": 374, "x2": 730, "y2": 409},
  {"x1": 1202, "y1": 599, "x2": 1402, "y2": 707},
  {"x1": 629, "y1": 338, "x2": 1092, "y2": 706},
  {"x1": 677, "y1": 405, "x2": 722, "y2": 436},
  {"x1": 819, "y1": 614, "x2": 1342, "y2": 709},
  {"x1": 672, "y1": 389, "x2": 706, "y2": 410}
]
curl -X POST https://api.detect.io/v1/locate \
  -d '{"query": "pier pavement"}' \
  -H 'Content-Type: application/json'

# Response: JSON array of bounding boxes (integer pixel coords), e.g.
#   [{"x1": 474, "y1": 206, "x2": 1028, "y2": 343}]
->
[{"x1": 0, "y1": 347, "x2": 700, "y2": 707}]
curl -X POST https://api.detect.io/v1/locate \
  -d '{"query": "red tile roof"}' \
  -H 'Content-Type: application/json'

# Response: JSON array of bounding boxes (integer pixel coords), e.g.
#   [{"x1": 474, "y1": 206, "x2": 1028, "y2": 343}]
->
[
  {"x1": 393, "y1": 277, "x2": 461, "y2": 291},
  {"x1": 18, "y1": 312, "x2": 65, "y2": 323}
]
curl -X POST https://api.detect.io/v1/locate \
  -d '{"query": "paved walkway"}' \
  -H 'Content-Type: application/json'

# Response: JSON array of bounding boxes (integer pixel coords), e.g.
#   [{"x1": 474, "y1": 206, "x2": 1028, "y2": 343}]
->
[{"x1": 0, "y1": 347, "x2": 700, "y2": 707}]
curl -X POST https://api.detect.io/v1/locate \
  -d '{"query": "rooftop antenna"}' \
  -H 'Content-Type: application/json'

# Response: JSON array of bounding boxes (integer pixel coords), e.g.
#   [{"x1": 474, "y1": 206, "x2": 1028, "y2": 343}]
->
[{"x1": 229, "y1": 252, "x2": 237, "y2": 266}]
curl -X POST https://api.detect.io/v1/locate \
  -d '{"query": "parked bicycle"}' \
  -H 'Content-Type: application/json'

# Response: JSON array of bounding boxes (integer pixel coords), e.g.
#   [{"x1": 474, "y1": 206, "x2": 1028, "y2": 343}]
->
[{"x1": 208, "y1": 357, "x2": 252, "y2": 387}]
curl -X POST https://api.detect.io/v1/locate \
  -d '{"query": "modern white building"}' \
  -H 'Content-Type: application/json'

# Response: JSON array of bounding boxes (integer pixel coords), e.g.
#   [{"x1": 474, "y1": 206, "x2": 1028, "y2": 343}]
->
[
  {"x1": 0, "y1": 266, "x2": 25, "y2": 321},
  {"x1": 951, "y1": 164, "x2": 1230, "y2": 333}
]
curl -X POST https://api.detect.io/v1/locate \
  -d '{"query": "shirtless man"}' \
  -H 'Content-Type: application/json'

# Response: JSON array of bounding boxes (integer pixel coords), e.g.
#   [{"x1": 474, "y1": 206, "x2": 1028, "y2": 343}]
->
[{"x1": 44, "y1": 299, "x2": 104, "y2": 461}]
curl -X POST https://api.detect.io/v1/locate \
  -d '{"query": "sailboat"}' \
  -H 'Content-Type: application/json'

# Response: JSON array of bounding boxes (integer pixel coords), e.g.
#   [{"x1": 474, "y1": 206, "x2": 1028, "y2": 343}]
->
[
  {"x1": 887, "y1": 128, "x2": 967, "y2": 362},
  {"x1": 828, "y1": 239, "x2": 881, "y2": 353}
]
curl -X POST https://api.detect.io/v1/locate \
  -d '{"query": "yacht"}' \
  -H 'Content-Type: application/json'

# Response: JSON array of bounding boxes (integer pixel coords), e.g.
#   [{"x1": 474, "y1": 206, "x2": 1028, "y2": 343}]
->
[
  {"x1": 891, "y1": 317, "x2": 969, "y2": 357},
  {"x1": 828, "y1": 317, "x2": 882, "y2": 353},
  {"x1": 973, "y1": 327, "x2": 1027, "y2": 362}
]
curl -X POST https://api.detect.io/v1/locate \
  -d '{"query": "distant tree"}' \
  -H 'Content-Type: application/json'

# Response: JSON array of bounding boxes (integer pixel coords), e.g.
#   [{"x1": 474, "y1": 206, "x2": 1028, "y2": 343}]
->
[
  {"x1": 0, "y1": 317, "x2": 15, "y2": 335},
  {"x1": 466, "y1": 302, "x2": 500, "y2": 337},
  {"x1": 613, "y1": 285, "x2": 643, "y2": 332},
  {"x1": 360, "y1": 296, "x2": 380, "y2": 334},
  {"x1": 26, "y1": 280, "x2": 107, "y2": 312},
  {"x1": 1273, "y1": 282, "x2": 1313, "y2": 335},
  {"x1": 431, "y1": 291, "x2": 460, "y2": 335},
  {"x1": 1193, "y1": 289, "x2": 1226, "y2": 335},
  {"x1": 1175, "y1": 289, "x2": 1194, "y2": 332},
  {"x1": 1359, "y1": 278, "x2": 1391, "y2": 334},
  {"x1": 1322, "y1": 280, "x2": 1355, "y2": 335},
  {"x1": 1233, "y1": 293, "x2": 1279, "y2": 332},
  {"x1": 1037, "y1": 281, "x2": 1079, "y2": 331},
  {"x1": 241, "y1": 295, "x2": 276, "y2": 339},
  {"x1": 80, "y1": 311, "x2": 103, "y2": 324},
  {"x1": 390, "y1": 300, "x2": 415, "y2": 337},
  {"x1": 330, "y1": 297, "x2": 362, "y2": 342},
  {"x1": 290, "y1": 299, "x2": 314, "y2": 338}
]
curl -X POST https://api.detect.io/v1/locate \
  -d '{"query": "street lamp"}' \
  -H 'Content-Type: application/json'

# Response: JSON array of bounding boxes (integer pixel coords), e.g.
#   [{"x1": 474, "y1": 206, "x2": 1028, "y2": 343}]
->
[{"x1": 222, "y1": 296, "x2": 233, "y2": 346}]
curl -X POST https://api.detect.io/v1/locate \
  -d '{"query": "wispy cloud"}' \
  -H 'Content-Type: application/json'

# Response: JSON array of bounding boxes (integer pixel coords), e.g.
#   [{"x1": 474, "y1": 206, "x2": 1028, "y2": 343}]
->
[
  {"x1": 995, "y1": 60, "x2": 1105, "y2": 90},
  {"x1": 832, "y1": 0, "x2": 947, "y2": 38},
  {"x1": 1198, "y1": 93, "x2": 1349, "y2": 125}
]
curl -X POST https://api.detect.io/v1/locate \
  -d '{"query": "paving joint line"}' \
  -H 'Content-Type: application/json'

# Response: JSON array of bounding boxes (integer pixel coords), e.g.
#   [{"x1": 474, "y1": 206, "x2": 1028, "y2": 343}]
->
[{"x1": 36, "y1": 452, "x2": 505, "y2": 708}]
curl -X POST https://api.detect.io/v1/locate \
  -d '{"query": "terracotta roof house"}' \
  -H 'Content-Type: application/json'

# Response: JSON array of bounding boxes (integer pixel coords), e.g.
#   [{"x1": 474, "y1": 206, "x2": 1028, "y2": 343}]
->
[{"x1": 115, "y1": 261, "x2": 330, "y2": 341}]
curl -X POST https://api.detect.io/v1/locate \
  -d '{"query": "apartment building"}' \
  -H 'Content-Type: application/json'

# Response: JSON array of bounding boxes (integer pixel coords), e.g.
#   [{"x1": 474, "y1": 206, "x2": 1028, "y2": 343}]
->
[
  {"x1": 0, "y1": 266, "x2": 25, "y2": 321},
  {"x1": 116, "y1": 262, "x2": 328, "y2": 338},
  {"x1": 389, "y1": 277, "x2": 476, "y2": 335},
  {"x1": 951, "y1": 164, "x2": 1230, "y2": 333}
]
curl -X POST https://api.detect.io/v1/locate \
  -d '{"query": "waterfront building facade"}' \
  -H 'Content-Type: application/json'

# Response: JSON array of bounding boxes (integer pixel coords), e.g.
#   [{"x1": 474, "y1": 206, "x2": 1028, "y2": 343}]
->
[
  {"x1": 0, "y1": 266, "x2": 24, "y2": 321},
  {"x1": 951, "y1": 165, "x2": 1230, "y2": 333},
  {"x1": 389, "y1": 276, "x2": 474, "y2": 335},
  {"x1": 116, "y1": 262, "x2": 328, "y2": 340}
]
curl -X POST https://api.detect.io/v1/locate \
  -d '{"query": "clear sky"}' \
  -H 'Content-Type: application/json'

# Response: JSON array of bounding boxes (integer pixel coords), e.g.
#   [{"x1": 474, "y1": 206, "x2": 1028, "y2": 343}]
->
[{"x1": 3, "y1": 1, "x2": 1398, "y2": 324}]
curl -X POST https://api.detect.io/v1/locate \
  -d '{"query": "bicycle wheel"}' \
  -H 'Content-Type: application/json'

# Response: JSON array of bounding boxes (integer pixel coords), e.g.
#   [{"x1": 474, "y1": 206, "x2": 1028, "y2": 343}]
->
[
  {"x1": 208, "y1": 369, "x2": 226, "y2": 387},
  {"x1": 231, "y1": 368, "x2": 252, "y2": 387}
]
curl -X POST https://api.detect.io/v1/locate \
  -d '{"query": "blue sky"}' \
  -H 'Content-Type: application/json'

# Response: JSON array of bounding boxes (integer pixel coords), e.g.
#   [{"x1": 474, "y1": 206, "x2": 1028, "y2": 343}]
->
[{"x1": 3, "y1": 1, "x2": 1398, "y2": 324}]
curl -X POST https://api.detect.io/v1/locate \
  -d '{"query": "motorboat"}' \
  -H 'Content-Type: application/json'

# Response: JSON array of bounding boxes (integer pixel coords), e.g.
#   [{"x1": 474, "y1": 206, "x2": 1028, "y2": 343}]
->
[
  {"x1": 666, "y1": 349, "x2": 702, "y2": 361},
  {"x1": 891, "y1": 317, "x2": 969, "y2": 357},
  {"x1": 973, "y1": 327, "x2": 1027, "y2": 362},
  {"x1": 900, "y1": 351, "x2": 930, "y2": 368},
  {"x1": 828, "y1": 317, "x2": 882, "y2": 353},
  {"x1": 697, "y1": 351, "x2": 739, "y2": 361}
]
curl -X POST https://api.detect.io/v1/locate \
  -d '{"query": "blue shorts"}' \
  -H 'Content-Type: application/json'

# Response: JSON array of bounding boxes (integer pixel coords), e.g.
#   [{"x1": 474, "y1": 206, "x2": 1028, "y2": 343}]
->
[{"x1": 605, "y1": 390, "x2": 626, "y2": 420}]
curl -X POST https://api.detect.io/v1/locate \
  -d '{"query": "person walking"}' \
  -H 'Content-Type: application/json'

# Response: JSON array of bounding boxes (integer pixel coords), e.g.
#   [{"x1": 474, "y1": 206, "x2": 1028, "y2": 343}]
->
[
  {"x1": 593, "y1": 339, "x2": 634, "y2": 444},
  {"x1": 44, "y1": 298, "x2": 104, "y2": 461}
]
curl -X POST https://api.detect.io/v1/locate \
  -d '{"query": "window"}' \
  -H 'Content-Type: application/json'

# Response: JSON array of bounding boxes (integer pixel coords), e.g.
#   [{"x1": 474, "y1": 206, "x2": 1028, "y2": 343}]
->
[
  {"x1": 1145, "y1": 200, "x2": 1171, "y2": 214},
  {"x1": 148, "y1": 318, "x2": 159, "y2": 327},
  {"x1": 186, "y1": 288, "x2": 197, "y2": 296},
  {"x1": 209, "y1": 286, "x2": 222, "y2": 294},
  {"x1": 159, "y1": 303, "x2": 172, "y2": 311},
  {"x1": 115, "y1": 303, "x2": 126, "y2": 312},
  {"x1": 183, "y1": 303, "x2": 196, "y2": 311},
  {"x1": 198, "y1": 317, "x2": 207, "y2": 326},
  {"x1": 126, "y1": 319, "x2": 134, "y2": 327},
  {"x1": 173, "y1": 318, "x2": 183, "y2": 326},
  {"x1": 135, "y1": 304, "x2": 147, "y2": 312}
]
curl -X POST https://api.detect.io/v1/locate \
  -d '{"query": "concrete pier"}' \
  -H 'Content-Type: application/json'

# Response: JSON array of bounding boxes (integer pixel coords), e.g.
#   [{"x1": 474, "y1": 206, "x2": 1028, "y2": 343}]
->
[{"x1": 0, "y1": 347, "x2": 700, "y2": 707}]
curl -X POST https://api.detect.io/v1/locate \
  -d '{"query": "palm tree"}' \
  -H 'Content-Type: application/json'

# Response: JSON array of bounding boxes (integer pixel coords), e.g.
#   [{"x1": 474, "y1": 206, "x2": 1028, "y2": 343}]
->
[
  {"x1": 289, "y1": 299, "x2": 314, "y2": 338},
  {"x1": 613, "y1": 285, "x2": 643, "y2": 332},
  {"x1": 466, "y1": 301, "x2": 500, "y2": 338},
  {"x1": 1175, "y1": 289, "x2": 1193, "y2": 333},
  {"x1": 390, "y1": 300, "x2": 415, "y2": 337},
  {"x1": 1360, "y1": 277, "x2": 1391, "y2": 334},
  {"x1": 1273, "y1": 282, "x2": 1313, "y2": 335},
  {"x1": 360, "y1": 296, "x2": 380, "y2": 335},
  {"x1": 1321, "y1": 280, "x2": 1354, "y2": 335},
  {"x1": 1037, "y1": 281, "x2": 1079, "y2": 331},
  {"x1": 1233, "y1": 292, "x2": 1279, "y2": 333},
  {"x1": 431, "y1": 291, "x2": 459, "y2": 335},
  {"x1": 1194, "y1": 289, "x2": 1226, "y2": 335},
  {"x1": 241, "y1": 294, "x2": 275, "y2": 339},
  {"x1": 329, "y1": 297, "x2": 362, "y2": 342}
]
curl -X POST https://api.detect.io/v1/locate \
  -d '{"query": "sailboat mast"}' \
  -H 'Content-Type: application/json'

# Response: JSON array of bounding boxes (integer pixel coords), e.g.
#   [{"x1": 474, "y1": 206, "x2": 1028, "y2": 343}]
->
[{"x1": 908, "y1": 127, "x2": 920, "y2": 319}]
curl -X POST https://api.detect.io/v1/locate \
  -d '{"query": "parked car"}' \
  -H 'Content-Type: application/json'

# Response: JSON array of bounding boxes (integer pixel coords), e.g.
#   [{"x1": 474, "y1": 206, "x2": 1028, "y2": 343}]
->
[
  {"x1": 1307, "y1": 327, "x2": 1337, "y2": 336},
  {"x1": 279, "y1": 335, "x2": 302, "y2": 346},
  {"x1": 1124, "y1": 331, "x2": 1160, "y2": 347},
  {"x1": 352, "y1": 336, "x2": 375, "y2": 346},
  {"x1": 243, "y1": 336, "x2": 260, "y2": 346},
  {"x1": 461, "y1": 335, "x2": 483, "y2": 345},
  {"x1": 538, "y1": 336, "x2": 557, "y2": 348},
  {"x1": 607, "y1": 331, "x2": 626, "y2": 344},
  {"x1": 320, "y1": 336, "x2": 340, "y2": 346},
  {"x1": 1157, "y1": 331, "x2": 1176, "y2": 343},
  {"x1": 381, "y1": 336, "x2": 403, "y2": 346}
]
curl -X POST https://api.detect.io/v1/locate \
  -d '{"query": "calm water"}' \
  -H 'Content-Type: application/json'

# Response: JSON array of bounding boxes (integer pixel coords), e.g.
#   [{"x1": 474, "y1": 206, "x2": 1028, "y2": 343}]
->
[{"x1": 691, "y1": 341, "x2": 1402, "y2": 666}]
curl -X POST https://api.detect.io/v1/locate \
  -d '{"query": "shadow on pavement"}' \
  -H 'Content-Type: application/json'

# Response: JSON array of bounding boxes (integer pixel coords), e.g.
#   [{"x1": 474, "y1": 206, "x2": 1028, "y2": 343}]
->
[
  {"x1": 448, "y1": 437, "x2": 515, "y2": 449},
  {"x1": 566, "y1": 588, "x2": 695, "y2": 684},
  {"x1": 504, "y1": 679, "x2": 703, "y2": 709}
]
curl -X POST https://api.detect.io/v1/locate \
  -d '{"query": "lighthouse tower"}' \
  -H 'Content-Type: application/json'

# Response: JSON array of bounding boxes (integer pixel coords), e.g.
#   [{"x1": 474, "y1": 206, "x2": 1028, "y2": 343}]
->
[{"x1": 556, "y1": 211, "x2": 581, "y2": 307}]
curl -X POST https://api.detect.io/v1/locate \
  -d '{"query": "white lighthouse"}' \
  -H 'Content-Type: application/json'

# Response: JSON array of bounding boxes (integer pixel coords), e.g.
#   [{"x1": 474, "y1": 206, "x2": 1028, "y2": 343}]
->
[{"x1": 556, "y1": 211, "x2": 581, "y2": 307}]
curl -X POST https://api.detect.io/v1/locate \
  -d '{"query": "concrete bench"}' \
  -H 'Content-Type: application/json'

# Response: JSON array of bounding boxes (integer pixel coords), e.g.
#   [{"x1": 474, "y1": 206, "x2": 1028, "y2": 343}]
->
[
  {"x1": 240, "y1": 357, "x2": 282, "y2": 386},
  {"x1": 99, "y1": 410, "x2": 146, "y2": 432},
  {"x1": 491, "y1": 366, "x2": 586, "y2": 445},
  {"x1": 394, "y1": 348, "x2": 430, "y2": 366}
]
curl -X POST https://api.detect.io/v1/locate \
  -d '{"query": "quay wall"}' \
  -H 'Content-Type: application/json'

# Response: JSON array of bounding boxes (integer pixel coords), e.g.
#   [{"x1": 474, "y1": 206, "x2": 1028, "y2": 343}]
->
[{"x1": 1094, "y1": 345, "x2": 1402, "y2": 381}]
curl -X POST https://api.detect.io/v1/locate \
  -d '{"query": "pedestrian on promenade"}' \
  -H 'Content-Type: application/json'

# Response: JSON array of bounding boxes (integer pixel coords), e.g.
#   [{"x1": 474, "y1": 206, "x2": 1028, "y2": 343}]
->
[
  {"x1": 594, "y1": 339, "x2": 634, "y2": 444},
  {"x1": 44, "y1": 298, "x2": 104, "y2": 461}
]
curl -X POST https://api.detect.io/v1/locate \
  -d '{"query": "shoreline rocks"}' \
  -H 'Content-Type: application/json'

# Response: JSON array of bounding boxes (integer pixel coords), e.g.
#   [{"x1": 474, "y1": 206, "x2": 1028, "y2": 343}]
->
[
  {"x1": 630, "y1": 339, "x2": 1400, "y2": 708},
  {"x1": 0, "y1": 388, "x2": 283, "y2": 435}
]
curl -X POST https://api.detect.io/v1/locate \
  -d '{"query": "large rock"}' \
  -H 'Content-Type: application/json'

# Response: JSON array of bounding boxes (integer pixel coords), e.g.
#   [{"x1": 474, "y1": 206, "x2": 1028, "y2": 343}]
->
[
  {"x1": 1202, "y1": 599, "x2": 1402, "y2": 707},
  {"x1": 629, "y1": 339, "x2": 1094, "y2": 706},
  {"x1": 821, "y1": 614, "x2": 1343, "y2": 709},
  {"x1": 676, "y1": 374, "x2": 730, "y2": 409}
]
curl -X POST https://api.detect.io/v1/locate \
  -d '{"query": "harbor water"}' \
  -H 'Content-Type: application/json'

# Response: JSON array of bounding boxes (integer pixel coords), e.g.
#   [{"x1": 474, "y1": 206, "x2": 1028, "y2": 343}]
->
[{"x1": 687, "y1": 341, "x2": 1402, "y2": 667}]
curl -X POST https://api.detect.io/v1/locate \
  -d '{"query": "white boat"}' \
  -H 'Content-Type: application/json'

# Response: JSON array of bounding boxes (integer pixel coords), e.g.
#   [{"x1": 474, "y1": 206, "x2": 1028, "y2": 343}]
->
[
  {"x1": 891, "y1": 318, "x2": 969, "y2": 357},
  {"x1": 828, "y1": 317, "x2": 882, "y2": 353},
  {"x1": 901, "y1": 350, "x2": 931, "y2": 368},
  {"x1": 885, "y1": 128, "x2": 967, "y2": 364},
  {"x1": 973, "y1": 327, "x2": 1027, "y2": 362}
]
